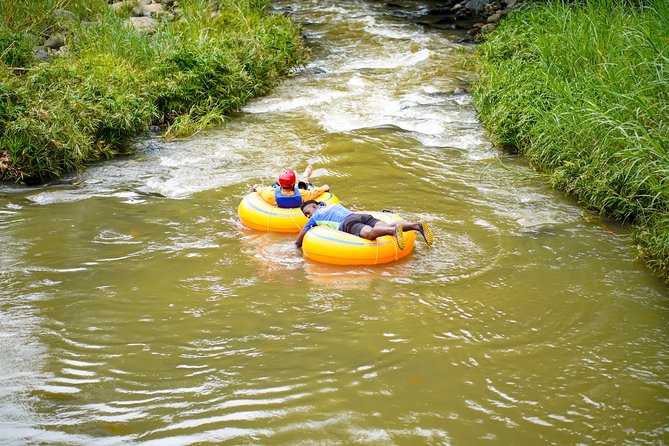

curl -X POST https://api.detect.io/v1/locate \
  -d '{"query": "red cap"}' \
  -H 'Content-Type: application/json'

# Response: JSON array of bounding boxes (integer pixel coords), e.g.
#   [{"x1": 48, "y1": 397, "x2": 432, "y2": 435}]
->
[{"x1": 278, "y1": 169, "x2": 296, "y2": 188}]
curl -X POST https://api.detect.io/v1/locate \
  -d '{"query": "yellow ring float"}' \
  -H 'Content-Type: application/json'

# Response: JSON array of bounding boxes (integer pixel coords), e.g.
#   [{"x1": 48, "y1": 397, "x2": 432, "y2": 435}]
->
[
  {"x1": 302, "y1": 211, "x2": 416, "y2": 265},
  {"x1": 238, "y1": 191, "x2": 340, "y2": 233}
]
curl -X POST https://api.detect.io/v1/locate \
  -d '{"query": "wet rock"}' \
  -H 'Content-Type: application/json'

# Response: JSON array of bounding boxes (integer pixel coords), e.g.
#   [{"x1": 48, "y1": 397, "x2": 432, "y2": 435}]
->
[
  {"x1": 304, "y1": 66, "x2": 327, "y2": 75},
  {"x1": 143, "y1": 3, "x2": 165, "y2": 17},
  {"x1": 44, "y1": 33, "x2": 65, "y2": 49},
  {"x1": 487, "y1": 11, "x2": 503, "y2": 23},
  {"x1": 110, "y1": 2, "x2": 126, "y2": 12},
  {"x1": 36, "y1": 48, "x2": 51, "y2": 60},
  {"x1": 128, "y1": 16, "x2": 157, "y2": 33},
  {"x1": 481, "y1": 23, "x2": 495, "y2": 33},
  {"x1": 464, "y1": 0, "x2": 490, "y2": 13}
]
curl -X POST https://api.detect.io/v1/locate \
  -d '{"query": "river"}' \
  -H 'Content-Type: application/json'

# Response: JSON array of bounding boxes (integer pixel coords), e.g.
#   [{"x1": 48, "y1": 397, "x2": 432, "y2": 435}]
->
[{"x1": 0, "y1": 0, "x2": 667, "y2": 444}]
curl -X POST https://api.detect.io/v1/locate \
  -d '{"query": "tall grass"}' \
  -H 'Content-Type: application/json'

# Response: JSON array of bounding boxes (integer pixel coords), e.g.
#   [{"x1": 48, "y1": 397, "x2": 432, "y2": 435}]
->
[
  {"x1": 0, "y1": 0, "x2": 307, "y2": 182},
  {"x1": 0, "y1": 0, "x2": 108, "y2": 34},
  {"x1": 473, "y1": 0, "x2": 669, "y2": 282}
]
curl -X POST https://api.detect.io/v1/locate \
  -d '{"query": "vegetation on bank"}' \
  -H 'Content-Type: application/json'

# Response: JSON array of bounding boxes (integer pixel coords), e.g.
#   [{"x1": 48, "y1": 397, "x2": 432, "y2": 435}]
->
[
  {"x1": 472, "y1": 0, "x2": 669, "y2": 282},
  {"x1": 0, "y1": 0, "x2": 306, "y2": 183}
]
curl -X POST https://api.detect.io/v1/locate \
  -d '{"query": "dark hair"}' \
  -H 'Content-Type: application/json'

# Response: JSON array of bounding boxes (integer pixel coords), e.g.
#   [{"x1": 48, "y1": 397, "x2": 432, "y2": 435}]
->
[
  {"x1": 300, "y1": 200, "x2": 324, "y2": 214},
  {"x1": 300, "y1": 200, "x2": 318, "y2": 212}
]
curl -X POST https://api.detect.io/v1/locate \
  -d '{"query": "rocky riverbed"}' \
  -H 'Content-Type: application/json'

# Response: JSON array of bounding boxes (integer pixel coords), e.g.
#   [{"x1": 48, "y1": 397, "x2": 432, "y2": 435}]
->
[
  {"x1": 35, "y1": 0, "x2": 524, "y2": 58},
  {"x1": 385, "y1": 0, "x2": 524, "y2": 40}
]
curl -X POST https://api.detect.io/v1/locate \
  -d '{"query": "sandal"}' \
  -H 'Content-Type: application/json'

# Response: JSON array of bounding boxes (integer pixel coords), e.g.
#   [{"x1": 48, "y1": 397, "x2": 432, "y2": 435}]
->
[
  {"x1": 418, "y1": 221, "x2": 433, "y2": 246},
  {"x1": 394, "y1": 225, "x2": 406, "y2": 250}
]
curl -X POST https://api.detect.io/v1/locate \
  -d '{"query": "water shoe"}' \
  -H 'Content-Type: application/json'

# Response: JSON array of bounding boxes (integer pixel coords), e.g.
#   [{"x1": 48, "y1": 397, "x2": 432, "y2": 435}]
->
[
  {"x1": 394, "y1": 225, "x2": 406, "y2": 250},
  {"x1": 418, "y1": 221, "x2": 433, "y2": 246}
]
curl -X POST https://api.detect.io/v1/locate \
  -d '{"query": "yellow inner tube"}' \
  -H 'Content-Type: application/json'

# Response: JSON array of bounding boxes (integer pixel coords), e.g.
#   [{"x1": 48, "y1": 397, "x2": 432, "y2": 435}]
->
[
  {"x1": 238, "y1": 191, "x2": 340, "y2": 233},
  {"x1": 302, "y1": 211, "x2": 416, "y2": 265}
]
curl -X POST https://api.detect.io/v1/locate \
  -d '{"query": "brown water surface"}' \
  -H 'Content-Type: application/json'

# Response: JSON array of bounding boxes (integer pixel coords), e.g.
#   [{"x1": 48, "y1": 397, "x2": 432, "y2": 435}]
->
[{"x1": 0, "y1": 1, "x2": 667, "y2": 444}]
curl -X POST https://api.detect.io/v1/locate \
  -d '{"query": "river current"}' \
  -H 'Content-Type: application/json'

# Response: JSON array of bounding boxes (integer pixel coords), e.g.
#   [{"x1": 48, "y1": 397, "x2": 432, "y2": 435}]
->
[{"x1": 0, "y1": 0, "x2": 667, "y2": 444}]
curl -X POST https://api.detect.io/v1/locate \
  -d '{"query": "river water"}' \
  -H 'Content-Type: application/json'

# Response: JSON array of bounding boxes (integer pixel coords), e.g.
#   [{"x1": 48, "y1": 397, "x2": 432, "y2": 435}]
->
[{"x1": 1, "y1": 1, "x2": 667, "y2": 444}]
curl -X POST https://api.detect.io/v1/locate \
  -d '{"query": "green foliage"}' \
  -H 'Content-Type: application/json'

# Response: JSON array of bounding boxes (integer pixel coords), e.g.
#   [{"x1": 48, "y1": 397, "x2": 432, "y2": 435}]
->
[
  {"x1": 0, "y1": 0, "x2": 306, "y2": 183},
  {"x1": 153, "y1": 0, "x2": 306, "y2": 136},
  {"x1": 0, "y1": 29, "x2": 35, "y2": 67},
  {"x1": 0, "y1": 0, "x2": 108, "y2": 34},
  {"x1": 1, "y1": 53, "x2": 157, "y2": 182},
  {"x1": 473, "y1": 0, "x2": 669, "y2": 282}
]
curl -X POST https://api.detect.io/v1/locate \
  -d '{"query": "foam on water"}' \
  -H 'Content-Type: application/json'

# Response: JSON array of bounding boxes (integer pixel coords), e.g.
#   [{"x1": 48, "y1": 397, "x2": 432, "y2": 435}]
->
[{"x1": 341, "y1": 48, "x2": 432, "y2": 71}]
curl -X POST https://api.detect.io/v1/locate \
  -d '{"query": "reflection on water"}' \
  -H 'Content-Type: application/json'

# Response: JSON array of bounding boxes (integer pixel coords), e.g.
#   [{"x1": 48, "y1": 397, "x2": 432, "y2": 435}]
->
[{"x1": 0, "y1": 0, "x2": 667, "y2": 444}]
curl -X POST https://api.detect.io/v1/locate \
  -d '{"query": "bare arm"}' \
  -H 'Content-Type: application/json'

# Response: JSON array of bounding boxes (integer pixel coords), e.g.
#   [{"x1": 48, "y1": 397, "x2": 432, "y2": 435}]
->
[
  {"x1": 254, "y1": 186, "x2": 276, "y2": 205},
  {"x1": 304, "y1": 184, "x2": 330, "y2": 201},
  {"x1": 295, "y1": 228, "x2": 309, "y2": 248}
]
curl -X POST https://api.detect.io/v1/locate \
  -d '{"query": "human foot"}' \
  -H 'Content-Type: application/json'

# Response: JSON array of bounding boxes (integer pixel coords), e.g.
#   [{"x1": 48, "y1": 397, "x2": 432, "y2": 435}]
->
[{"x1": 301, "y1": 164, "x2": 314, "y2": 183}]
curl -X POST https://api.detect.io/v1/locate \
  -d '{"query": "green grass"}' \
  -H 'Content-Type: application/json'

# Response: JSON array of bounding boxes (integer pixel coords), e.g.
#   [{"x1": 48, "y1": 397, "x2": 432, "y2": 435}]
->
[
  {"x1": 472, "y1": 0, "x2": 669, "y2": 282},
  {"x1": 0, "y1": 0, "x2": 307, "y2": 182}
]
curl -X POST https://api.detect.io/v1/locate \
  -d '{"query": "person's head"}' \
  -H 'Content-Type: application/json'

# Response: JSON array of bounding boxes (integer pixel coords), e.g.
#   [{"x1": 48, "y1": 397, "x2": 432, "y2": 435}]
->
[
  {"x1": 278, "y1": 169, "x2": 296, "y2": 189},
  {"x1": 300, "y1": 200, "x2": 321, "y2": 217}
]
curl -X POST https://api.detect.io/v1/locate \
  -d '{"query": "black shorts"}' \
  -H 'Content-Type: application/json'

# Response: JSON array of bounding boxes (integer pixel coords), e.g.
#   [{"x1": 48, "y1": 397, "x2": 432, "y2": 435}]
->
[
  {"x1": 341, "y1": 213, "x2": 381, "y2": 237},
  {"x1": 272, "y1": 181, "x2": 313, "y2": 190}
]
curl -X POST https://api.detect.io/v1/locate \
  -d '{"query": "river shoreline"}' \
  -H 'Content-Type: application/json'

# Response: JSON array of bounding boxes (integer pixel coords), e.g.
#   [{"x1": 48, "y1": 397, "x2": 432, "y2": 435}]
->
[
  {"x1": 471, "y1": 0, "x2": 669, "y2": 283},
  {"x1": 0, "y1": 0, "x2": 306, "y2": 184},
  {"x1": 1, "y1": 2, "x2": 667, "y2": 444}
]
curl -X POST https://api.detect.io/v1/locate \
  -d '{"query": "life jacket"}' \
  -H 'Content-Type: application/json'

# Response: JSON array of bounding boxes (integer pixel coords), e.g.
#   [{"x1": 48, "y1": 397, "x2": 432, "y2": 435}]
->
[{"x1": 275, "y1": 185, "x2": 303, "y2": 208}]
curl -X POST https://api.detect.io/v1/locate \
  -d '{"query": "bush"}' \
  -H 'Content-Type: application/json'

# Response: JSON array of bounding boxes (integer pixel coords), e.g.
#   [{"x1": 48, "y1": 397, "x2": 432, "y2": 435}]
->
[
  {"x1": 0, "y1": 29, "x2": 35, "y2": 67},
  {"x1": 473, "y1": 0, "x2": 669, "y2": 282},
  {"x1": 0, "y1": 0, "x2": 306, "y2": 182}
]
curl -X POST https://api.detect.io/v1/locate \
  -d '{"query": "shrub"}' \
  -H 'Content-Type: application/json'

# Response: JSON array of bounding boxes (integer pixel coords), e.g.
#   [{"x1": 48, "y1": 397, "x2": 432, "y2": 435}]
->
[
  {"x1": 473, "y1": 0, "x2": 669, "y2": 282},
  {"x1": 0, "y1": 0, "x2": 306, "y2": 182}
]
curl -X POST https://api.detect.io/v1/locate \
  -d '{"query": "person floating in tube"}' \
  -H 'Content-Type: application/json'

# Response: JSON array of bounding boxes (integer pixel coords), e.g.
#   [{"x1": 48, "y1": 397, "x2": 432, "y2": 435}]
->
[
  {"x1": 295, "y1": 200, "x2": 434, "y2": 250},
  {"x1": 251, "y1": 165, "x2": 330, "y2": 209}
]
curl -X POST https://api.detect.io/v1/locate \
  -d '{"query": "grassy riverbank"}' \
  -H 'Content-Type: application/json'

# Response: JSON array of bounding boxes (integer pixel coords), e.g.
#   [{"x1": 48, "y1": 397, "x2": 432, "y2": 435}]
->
[
  {"x1": 0, "y1": 0, "x2": 306, "y2": 183},
  {"x1": 472, "y1": 0, "x2": 669, "y2": 282}
]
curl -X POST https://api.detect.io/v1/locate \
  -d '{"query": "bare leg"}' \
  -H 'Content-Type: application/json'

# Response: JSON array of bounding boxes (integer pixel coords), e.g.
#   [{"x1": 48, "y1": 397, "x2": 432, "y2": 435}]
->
[
  {"x1": 299, "y1": 164, "x2": 313, "y2": 184},
  {"x1": 388, "y1": 221, "x2": 421, "y2": 232},
  {"x1": 359, "y1": 223, "x2": 395, "y2": 240}
]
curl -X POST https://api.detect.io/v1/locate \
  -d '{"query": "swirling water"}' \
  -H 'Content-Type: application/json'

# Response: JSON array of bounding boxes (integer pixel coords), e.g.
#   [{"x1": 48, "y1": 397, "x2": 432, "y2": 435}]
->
[{"x1": 0, "y1": 1, "x2": 667, "y2": 444}]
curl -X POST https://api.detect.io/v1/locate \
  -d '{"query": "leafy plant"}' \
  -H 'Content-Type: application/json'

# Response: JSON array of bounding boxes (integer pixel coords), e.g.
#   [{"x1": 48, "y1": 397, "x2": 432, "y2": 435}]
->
[{"x1": 473, "y1": 0, "x2": 669, "y2": 282}]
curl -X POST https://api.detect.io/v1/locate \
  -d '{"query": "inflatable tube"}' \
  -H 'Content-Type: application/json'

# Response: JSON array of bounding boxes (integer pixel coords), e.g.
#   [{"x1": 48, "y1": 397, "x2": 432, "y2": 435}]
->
[
  {"x1": 302, "y1": 211, "x2": 416, "y2": 265},
  {"x1": 238, "y1": 191, "x2": 340, "y2": 233}
]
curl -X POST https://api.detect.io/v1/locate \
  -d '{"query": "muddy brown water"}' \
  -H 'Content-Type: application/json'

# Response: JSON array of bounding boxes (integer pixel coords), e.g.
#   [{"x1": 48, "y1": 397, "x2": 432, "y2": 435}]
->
[{"x1": 0, "y1": 1, "x2": 667, "y2": 444}]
